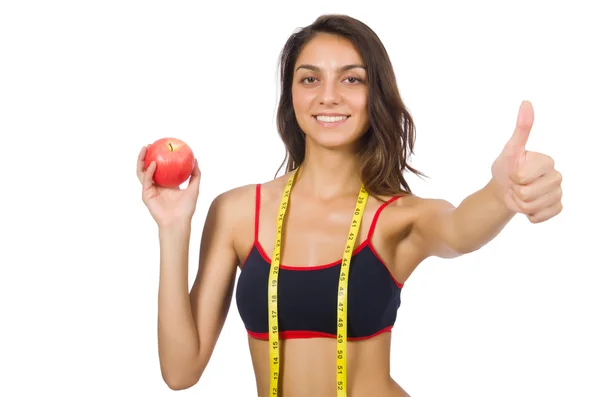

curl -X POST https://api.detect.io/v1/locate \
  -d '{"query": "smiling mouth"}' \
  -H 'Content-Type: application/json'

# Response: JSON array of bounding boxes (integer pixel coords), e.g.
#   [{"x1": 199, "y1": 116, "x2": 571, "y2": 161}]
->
[
  {"x1": 313, "y1": 115, "x2": 349, "y2": 122},
  {"x1": 312, "y1": 115, "x2": 350, "y2": 128}
]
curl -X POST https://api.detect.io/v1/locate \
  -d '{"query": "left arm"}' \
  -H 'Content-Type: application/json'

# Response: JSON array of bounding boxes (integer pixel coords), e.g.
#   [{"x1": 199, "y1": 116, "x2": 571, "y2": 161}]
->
[
  {"x1": 412, "y1": 100, "x2": 563, "y2": 259},
  {"x1": 414, "y1": 180, "x2": 516, "y2": 258}
]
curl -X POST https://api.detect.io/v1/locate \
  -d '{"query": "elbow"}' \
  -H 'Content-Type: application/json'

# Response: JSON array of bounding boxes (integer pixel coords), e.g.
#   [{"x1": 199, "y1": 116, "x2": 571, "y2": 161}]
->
[
  {"x1": 165, "y1": 381, "x2": 195, "y2": 392},
  {"x1": 163, "y1": 373, "x2": 200, "y2": 391},
  {"x1": 161, "y1": 365, "x2": 203, "y2": 391}
]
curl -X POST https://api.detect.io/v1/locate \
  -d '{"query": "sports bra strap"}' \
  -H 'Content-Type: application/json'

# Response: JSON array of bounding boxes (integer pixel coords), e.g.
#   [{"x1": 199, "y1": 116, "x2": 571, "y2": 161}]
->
[
  {"x1": 254, "y1": 184, "x2": 400, "y2": 244},
  {"x1": 254, "y1": 184, "x2": 262, "y2": 244},
  {"x1": 367, "y1": 195, "x2": 402, "y2": 241}
]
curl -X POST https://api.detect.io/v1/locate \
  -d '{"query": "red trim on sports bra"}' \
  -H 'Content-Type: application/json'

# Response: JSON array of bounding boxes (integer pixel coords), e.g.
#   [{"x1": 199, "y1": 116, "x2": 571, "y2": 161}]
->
[
  {"x1": 246, "y1": 325, "x2": 393, "y2": 341},
  {"x1": 366, "y1": 195, "x2": 404, "y2": 287},
  {"x1": 367, "y1": 195, "x2": 402, "y2": 241},
  {"x1": 254, "y1": 183, "x2": 261, "y2": 245}
]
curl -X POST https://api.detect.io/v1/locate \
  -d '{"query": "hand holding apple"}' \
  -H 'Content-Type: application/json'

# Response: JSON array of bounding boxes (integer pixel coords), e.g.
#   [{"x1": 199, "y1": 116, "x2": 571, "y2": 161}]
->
[
  {"x1": 137, "y1": 138, "x2": 201, "y2": 227},
  {"x1": 491, "y1": 101, "x2": 563, "y2": 223}
]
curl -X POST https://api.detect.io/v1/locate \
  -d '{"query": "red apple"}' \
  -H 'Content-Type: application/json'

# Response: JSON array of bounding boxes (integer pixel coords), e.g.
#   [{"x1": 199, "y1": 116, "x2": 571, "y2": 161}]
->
[{"x1": 144, "y1": 137, "x2": 195, "y2": 188}]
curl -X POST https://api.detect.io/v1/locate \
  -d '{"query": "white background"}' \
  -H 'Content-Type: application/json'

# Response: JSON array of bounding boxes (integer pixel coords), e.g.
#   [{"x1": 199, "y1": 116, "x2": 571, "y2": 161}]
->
[{"x1": 1, "y1": 1, "x2": 598, "y2": 396}]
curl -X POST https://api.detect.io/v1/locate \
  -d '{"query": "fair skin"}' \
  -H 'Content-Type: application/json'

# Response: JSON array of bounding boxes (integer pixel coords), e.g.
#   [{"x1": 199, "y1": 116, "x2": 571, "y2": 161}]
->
[{"x1": 136, "y1": 33, "x2": 562, "y2": 397}]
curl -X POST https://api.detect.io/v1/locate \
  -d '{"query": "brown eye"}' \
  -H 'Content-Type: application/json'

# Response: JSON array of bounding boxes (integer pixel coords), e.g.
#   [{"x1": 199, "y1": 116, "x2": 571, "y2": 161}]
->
[{"x1": 302, "y1": 77, "x2": 317, "y2": 84}]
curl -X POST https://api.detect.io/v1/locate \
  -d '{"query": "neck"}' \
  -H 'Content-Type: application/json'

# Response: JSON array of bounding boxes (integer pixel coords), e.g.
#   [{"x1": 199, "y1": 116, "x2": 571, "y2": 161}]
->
[{"x1": 294, "y1": 144, "x2": 362, "y2": 200}]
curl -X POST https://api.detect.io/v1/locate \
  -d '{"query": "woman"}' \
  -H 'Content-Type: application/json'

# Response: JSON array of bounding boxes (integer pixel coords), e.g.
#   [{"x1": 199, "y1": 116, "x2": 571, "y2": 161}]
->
[{"x1": 136, "y1": 14, "x2": 562, "y2": 397}]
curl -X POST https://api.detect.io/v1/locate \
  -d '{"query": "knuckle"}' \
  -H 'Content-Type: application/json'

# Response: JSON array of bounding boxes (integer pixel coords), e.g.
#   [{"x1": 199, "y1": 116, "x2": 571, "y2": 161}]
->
[
  {"x1": 555, "y1": 171, "x2": 563, "y2": 184},
  {"x1": 516, "y1": 170, "x2": 528, "y2": 184},
  {"x1": 556, "y1": 187, "x2": 563, "y2": 200},
  {"x1": 514, "y1": 185, "x2": 532, "y2": 202},
  {"x1": 530, "y1": 211, "x2": 547, "y2": 223},
  {"x1": 527, "y1": 213, "x2": 540, "y2": 223},
  {"x1": 518, "y1": 201, "x2": 534, "y2": 214},
  {"x1": 555, "y1": 202, "x2": 564, "y2": 214}
]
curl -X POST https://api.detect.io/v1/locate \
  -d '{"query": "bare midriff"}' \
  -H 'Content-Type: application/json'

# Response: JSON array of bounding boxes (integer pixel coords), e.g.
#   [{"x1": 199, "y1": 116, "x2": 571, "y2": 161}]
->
[{"x1": 246, "y1": 332, "x2": 411, "y2": 397}]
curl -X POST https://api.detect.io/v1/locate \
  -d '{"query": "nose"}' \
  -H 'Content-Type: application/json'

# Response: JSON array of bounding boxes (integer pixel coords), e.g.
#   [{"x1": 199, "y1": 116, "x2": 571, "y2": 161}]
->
[{"x1": 318, "y1": 80, "x2": 342, "y2": 106}]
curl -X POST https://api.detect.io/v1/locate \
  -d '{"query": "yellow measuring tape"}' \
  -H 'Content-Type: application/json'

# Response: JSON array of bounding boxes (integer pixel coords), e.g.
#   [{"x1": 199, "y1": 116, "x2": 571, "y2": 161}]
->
[{"x1": 268, "y1": 168, "x2": 369, "y2": 397}]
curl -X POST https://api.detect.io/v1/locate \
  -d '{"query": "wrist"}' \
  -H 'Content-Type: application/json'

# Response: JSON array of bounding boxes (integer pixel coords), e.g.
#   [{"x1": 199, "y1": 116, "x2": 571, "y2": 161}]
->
[
  {"x1": 484, "y1": 179, "x2": 517, "y2": 217},
  {"x1": 158, "y1": 218, "x2": 193, "y2": 236}
]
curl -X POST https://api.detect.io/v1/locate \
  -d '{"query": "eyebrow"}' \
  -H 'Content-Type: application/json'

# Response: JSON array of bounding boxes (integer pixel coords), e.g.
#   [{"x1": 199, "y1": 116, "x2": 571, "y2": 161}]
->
[{"x1": 295, "y1": 64, "x2": 367, "y2": 73}]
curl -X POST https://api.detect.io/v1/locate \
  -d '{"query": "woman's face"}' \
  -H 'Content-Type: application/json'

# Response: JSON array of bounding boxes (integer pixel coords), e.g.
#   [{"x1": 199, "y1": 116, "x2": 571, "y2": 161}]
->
[{"x1": 292, "y1": 33, "x2": 369, "y2": 151}]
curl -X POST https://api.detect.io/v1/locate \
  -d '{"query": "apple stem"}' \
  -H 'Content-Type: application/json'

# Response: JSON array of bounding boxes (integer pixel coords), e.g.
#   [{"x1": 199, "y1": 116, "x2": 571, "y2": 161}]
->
[{"x1": 168, "y1": 143, "x2": 173, "y2": 151}]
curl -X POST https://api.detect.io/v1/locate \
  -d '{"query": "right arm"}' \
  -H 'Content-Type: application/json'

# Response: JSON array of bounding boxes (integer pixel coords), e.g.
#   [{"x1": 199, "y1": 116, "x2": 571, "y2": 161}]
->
[
  {"x1": 136, "y1": 146, "x2": 242, "y2": 390},
  {"x1": 157, "y1": 191, "x2": 240, "y2": 390}
]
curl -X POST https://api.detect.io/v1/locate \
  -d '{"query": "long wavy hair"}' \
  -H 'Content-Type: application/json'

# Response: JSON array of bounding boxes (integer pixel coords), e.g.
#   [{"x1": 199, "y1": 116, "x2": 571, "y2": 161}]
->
[{"x1": 275, "y1": 14, "x2": 426, "y2": 196}]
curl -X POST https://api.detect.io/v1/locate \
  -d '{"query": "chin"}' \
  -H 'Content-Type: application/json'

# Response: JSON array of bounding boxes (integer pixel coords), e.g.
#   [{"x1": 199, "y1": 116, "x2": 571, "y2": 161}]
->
[{"x1": 306, "y1": 131, "x2": 362, "y2": 150}]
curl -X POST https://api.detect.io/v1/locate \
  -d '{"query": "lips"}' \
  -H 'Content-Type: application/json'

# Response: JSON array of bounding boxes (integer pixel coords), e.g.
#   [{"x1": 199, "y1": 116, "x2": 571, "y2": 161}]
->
[
  {"x1": 313, "y1": 114, "x2": 350, "y2": 128},
  {"x1": 315, "y1": 115, "x2": 348, "y2": 123}
]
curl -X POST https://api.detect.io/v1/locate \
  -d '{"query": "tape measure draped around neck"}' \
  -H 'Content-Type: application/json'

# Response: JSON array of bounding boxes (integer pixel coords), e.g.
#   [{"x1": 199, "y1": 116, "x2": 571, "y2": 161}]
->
[{"x1": 268, "y1": 167, "x2": 369, "y2": 397}]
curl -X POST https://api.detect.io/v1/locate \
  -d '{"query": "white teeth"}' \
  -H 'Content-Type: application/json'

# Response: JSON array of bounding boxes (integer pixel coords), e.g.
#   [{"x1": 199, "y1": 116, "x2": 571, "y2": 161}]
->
[{"x1": 316, "y1": 115, "x2": 348, "y2": 123}]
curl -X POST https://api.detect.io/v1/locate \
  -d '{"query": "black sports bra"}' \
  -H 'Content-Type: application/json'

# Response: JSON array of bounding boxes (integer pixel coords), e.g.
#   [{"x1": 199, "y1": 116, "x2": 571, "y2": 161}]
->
[{"x1": 235, "y1": 184, "x2": 404, "y2": 341}]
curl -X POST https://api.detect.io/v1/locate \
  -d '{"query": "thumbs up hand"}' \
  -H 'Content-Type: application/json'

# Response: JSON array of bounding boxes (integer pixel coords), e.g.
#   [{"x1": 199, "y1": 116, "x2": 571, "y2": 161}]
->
[{"x1": 490, "y1": 101, "x2": 563, "y2": 223}]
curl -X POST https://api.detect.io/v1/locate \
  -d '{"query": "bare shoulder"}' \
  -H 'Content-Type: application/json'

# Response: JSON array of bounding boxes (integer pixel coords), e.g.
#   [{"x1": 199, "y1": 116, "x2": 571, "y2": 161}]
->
[
  {"x1": 391, "y1": 193, "x2": 459, "y2": 258},
  {"x1": 255, "y1": 172, "x2": 293, "y2": 201},
  {"x1": 378, "y1": 193, "x2": 454, "y2": 246},
  {"x1": 390, "y1": 193, "x2": 455, "y2": 219},
  {"x1": 208, "y1": 174, "x2": 292, "y2": 261},
  {"x1": 368, "y1": 192, "x2": 442, "y2": 225},
  {"x1": 384, "y1": 192, "x2": 456, "y2": 244},
  {"x1": 207, "y1": 183, "x2": 257, "y2": 228},
  {"x1": 369, "y1": 193, "x2": 458, "y2": 282},
  {"x1": 213, "y1": 183, "x2": 256, "y2": 206},
  {"x1": 212, "y1": 172, "x2": 292, "y2": 212}
]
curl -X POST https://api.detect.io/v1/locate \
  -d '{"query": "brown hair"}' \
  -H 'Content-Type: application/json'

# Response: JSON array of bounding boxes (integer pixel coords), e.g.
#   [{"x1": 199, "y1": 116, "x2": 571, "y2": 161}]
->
[{"x1": 275, "y1": 14, "x2": 426, "y2": 196}]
